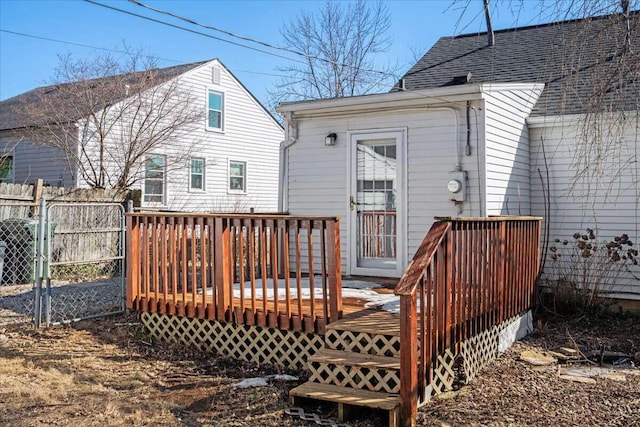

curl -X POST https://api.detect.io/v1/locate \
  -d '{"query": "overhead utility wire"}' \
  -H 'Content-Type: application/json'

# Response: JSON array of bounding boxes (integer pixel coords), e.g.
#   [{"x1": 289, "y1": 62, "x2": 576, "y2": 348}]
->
[
  {"x1": 82, "y1": 0, "x2": 304, "y2": 64},
  {"x1": 83, "y1": 0, "x2": 475, "y2": 109},
  {"x1": 0, "y1": 29, "x2": 287, "y2": 79},
  {"x1": 127, "y1": 0, "x2": 397, "y2": 78},
  {"x1": 0, "y1": 29, "x2": 178, "y2": 62}
]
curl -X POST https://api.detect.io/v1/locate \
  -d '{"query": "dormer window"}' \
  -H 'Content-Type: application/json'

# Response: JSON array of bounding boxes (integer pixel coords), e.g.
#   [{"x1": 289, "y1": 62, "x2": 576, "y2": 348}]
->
[{"x1": 207, "y1": 90, "x2": 224, "y2": 131}]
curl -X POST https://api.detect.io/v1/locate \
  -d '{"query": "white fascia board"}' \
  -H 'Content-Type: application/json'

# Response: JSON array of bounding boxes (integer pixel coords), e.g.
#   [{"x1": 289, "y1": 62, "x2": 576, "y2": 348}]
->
[
  {"x1": 478, "y1": 82, "x2": 545, "y2": 93},
  {"x1": 277, "y1": 82, "x2": 547, "y2": 117},
  {"x1": 276, "y1": 84, "x2": 486, "y2": 116}
]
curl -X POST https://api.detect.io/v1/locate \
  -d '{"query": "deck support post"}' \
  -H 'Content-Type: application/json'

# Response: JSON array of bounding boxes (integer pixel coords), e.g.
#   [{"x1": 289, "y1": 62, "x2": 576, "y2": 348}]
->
[
  {"x1": 327, "y1": 220, "x2": 343, "y2": 322},
  {"x1": 126, "y1": 214, "x2": 139, "y2": 310},
  {"x1": 399, "y1": 293, "x2": 417, "y2": 427},
  {"x1": 215, "y1": 217, "x2": 231, "y2": 321}
]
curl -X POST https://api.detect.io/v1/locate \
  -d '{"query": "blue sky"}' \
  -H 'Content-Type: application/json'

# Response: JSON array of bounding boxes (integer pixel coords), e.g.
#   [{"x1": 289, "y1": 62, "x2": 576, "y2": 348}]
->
[{"x1": 0, "y1": 0, "x2": 549, "y2": 105}]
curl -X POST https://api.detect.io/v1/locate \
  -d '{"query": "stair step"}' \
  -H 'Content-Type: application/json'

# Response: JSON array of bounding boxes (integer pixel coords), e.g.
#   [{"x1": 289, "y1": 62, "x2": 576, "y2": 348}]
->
[
  {"x1": 308, "y1": 349, "x2": 401, "y2": 393},
  {"x1": 290, "y1": 382, "x2": 401, "y2": 423},
  {"x1": 325, "y1": 311, "x2": 401, "y2": 357},
  {"x1": 309, "y1": 348, "x2": 400, "y2": 370},
  {"x1": 327, "y1": 310, "x2": 400, "y2": 336}
]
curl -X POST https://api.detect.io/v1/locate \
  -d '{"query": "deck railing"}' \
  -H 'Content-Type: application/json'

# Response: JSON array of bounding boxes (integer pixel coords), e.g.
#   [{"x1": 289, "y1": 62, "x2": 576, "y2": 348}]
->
[
  {"x1": 394, "y1": 216, "x2": 541, "y2": 426},
  {"x1": 126, "y1": 213, "x2": 342, "y2": 334}
]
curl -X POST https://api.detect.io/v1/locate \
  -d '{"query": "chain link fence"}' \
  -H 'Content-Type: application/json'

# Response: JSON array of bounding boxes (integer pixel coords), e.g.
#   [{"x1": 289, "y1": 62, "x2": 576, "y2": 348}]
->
[
  {"x1": 0, "y1": 200, "x2": 125, "y2": 327},
  {"x1": 0, "y1": 202, "x2": 40, "y2": 325},
  {"x1": 44, "y1": 203, "x2": 125, "y2": 326}
]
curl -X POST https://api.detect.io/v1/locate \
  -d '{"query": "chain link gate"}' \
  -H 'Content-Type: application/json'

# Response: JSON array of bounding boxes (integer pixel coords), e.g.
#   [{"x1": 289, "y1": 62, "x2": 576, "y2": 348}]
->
[
  {"x1": 38, "y1": 202, "x2": 126, "y2": 326},
  {"x1": 0, "y1": 202, "x2": 41, "y2": 326}
]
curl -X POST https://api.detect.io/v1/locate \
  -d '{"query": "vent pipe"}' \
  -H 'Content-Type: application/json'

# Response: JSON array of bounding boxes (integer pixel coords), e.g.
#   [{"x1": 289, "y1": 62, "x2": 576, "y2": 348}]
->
[{"x1": 483, "y1": 0, "x2": 495, "y2": 47}]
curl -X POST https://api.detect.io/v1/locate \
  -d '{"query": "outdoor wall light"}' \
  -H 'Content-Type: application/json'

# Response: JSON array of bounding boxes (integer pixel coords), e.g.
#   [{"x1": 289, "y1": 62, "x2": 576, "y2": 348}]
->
[{"x1": 325, "y1": 133, "x2": 337, "y2": 146}]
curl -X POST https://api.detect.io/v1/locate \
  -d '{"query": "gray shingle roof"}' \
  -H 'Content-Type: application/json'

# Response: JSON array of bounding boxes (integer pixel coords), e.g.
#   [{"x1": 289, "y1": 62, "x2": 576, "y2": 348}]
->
[
  {"x1": 400, "y1": 12, "x2": 639, "y2": 116},
  {"x1": 0, "y1": 61, "x2": 207, "y2": 131}
]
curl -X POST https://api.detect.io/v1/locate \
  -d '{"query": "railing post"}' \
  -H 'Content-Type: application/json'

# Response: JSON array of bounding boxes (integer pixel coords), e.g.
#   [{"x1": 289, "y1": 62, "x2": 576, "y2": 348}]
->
[
  {"x1": 214, "y1": 217, "x2": 232, "y2": 321},
  {"x1": 126, "y1": 213, "x2": 139, "y2": 310},
  {"x1": 498, "y1": 220, "x2": 507, "y2": 323},
  {"x1": 399, "y1": 293, "x2": 418, "y2": 427},
  {"x1": 327, "y1": 218, "x2": 342, "y2": 322}
]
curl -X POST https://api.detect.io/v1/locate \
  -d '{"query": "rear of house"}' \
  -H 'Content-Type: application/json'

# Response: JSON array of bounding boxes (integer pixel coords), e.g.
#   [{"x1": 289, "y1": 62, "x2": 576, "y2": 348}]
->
[{"x1": 278, "y1": 12, "x2": 639, "y2": 304}]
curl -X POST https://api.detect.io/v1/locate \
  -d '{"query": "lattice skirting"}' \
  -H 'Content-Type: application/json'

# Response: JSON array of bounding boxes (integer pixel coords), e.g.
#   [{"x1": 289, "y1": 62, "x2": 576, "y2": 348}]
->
[
  {"x1": 325, "y1": 329, "x2": 401, "y2": 358},
  {"x1": 309, "y1": 362, "x2": 400, "y2": 394},
  {"x1": 140, "y1": 312, "x2": 325, "y2": 369},
  {"x1": 428, "y1": 312, "x2": 528, "y2": 397}
]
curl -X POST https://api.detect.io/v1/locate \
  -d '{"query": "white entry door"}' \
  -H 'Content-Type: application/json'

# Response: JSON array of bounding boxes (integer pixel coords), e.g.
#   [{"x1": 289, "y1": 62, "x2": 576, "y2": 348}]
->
[{"x1": 349, "y1": 129, "x2": 405, "y2": 277}]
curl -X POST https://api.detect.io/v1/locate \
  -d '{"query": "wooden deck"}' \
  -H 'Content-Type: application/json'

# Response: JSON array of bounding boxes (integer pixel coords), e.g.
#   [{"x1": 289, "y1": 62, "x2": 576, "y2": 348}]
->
[{"x1": 127, "y1": 214, "x2": 542, "y2": 427}]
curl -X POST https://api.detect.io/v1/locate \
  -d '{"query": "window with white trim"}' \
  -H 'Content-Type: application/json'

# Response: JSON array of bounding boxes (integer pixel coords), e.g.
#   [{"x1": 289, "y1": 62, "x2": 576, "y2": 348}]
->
[
  {"x1": 207, "y1": 90, "x2": 224, "y2": 130},
  {"x1": 190, "y1": 158, "x2": 205, "y2": 191},
  {"x1": 229, "y1": 160, "x2": 246, "y2": 192},
  {"x1": 0, "y1": 154, "x2": 13, "y2": 184},
  {"x1": 143, "y1": 155, "x2": 166, "y2": 203}
]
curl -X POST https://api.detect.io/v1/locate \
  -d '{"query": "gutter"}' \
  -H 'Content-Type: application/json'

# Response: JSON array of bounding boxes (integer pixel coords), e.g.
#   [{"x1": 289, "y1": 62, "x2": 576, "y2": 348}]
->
[{"x1": 278, "y1": 112, "x2": 298, "y2": 212}]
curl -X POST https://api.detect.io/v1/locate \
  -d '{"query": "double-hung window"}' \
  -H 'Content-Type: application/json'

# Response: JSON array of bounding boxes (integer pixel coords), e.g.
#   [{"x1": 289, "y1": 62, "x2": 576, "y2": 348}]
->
[
  {"x1": 190, "y1": 158, "x2": 205, "y2": 191},
  {"x1": 229, "y1": 160, "x2": 246, "y2": 192},
  {"x1": 144, "y1": 155, "x2": 166, "y2": 204},
  {"x1": 0, "y1": 154, "x2": 13, "y2": 184},
  {"x1": 207, "y1": 90, "x2": 224, "y2": 130}
]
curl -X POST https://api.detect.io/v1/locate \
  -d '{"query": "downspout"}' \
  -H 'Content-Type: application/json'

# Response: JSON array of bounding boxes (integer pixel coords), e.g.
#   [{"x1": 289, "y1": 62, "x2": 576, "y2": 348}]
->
[{"x1": 278, "y1": 112, "x2": 298, "y2": 213}]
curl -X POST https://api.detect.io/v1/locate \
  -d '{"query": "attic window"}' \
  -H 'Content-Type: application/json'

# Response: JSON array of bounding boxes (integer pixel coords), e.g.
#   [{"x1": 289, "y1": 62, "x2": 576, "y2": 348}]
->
[{"x1": 212, "y1": 66, "x2": 221, "y2": 85}]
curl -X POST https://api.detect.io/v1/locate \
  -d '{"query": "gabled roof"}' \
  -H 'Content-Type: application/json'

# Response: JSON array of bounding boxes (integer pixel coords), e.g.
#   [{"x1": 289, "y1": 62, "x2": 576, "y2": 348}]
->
[
  {"x1": 0, "y1": 61, "x2": 207, "y2": 131},
  {"x1": 400, "y1": 11, "x2": 639, "y2": 116}
]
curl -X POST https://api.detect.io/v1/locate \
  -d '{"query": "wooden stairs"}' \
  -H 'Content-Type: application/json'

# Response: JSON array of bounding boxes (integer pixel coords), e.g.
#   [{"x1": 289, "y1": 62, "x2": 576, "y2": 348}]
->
[{"x1": 289, "y1": 310, "x2": 403, "y2": 427}]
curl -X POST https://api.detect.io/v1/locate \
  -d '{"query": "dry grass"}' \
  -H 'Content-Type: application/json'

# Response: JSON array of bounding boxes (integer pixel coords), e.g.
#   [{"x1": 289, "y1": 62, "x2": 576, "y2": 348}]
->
[{"x1": 0, "y1": 311, "x2": 638, "y2": 426}]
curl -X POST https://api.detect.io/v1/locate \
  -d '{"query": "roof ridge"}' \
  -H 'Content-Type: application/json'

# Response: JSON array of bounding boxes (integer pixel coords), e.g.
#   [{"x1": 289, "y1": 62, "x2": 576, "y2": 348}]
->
[{"x1": 446, "y1": 10, "x2": 639, "y2": 40}]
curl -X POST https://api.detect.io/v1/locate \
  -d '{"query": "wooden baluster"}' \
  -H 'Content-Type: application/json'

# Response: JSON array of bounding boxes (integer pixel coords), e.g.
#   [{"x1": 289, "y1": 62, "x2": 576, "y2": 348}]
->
[
  {"x1": 236, "y1": 218, "x2": 245, "y2": 324},
  {"x1": 206, "y1": 217, "x2": 215, "y2": 319},
  {"x1": 269, "y1": 219, "x2": 279, "y2": 328},
  {"x1": 295, "y1": 219, "x2": 303, "y2": 324},
  {"x1": 281, "y1": 219, "x2": 292, "y2": 328},
  {"x1": 307, "y1": 220, "x2": 316, "y2": 332},
  {"x1": 247, "y1": 218, "x2": 257, "y2": 324},
  {"x1": 259, "y1": 219, "x2": 268, "y2": 323}
]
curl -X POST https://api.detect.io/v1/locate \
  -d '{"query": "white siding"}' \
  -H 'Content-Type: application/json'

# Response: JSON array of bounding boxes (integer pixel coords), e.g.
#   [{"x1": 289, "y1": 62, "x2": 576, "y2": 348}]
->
[
  {"x1": 530, "y1": 114, "x2": 640, "y2": 300},
  {"x1": 0, "y1": 132, "x2": 76, "y2": 187},
  {"x1": 74, "y1": 59, "x2": 283, "y2": 212},
  {"x1": 483, "y1": 87, "x2": 543, "y2": 215},
  {"x1": 168, "y1": 61, "x2": 282, "y2": 212},
  {"x1": 285, "y1": 106, "x2": 486, "y2": 276}
]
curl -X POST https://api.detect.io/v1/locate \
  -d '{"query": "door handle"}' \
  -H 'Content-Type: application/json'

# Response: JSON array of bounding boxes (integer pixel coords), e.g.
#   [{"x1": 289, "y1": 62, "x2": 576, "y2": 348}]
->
[{"x1": 350, "y1": 196, "x2": 355, "y2": 211}]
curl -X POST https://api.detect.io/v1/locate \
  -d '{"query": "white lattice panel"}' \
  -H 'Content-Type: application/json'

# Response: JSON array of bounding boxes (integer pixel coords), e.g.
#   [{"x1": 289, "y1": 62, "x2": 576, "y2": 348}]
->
[
  {"x1": 325, "y1": 329, "x2": 400, "y2": 357},
  {"x1": 309, "y1": 362, "x2": 400, "y2": 393},
  {"x1": 141, "y1": 312, "x2": 324, "y2": 369}
]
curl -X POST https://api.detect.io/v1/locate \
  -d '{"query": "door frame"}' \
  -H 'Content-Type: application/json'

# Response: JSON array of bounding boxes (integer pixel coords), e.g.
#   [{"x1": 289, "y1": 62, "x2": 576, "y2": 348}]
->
[{"x1": 347, "y1": 128, "x2": 407, "y2": 278}]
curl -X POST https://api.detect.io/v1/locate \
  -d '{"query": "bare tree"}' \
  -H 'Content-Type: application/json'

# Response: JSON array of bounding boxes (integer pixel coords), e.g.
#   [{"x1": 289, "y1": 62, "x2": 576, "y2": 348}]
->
[
  {"x1": 269, "y1": 0, "x2": 398, "y2": 104},
  {"x1": 11, "y1": 51, "x2": 204, "y2": 190}
]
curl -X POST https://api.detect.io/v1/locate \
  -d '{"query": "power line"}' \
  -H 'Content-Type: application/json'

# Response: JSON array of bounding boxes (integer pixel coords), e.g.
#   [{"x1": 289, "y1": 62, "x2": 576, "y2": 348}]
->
[
  {"x1": 0, "y1": 29, "x2": 177, "y2": 63},
  {"x1": 0, "y1": 29, "x2": 288, "y2": 79},
  {"x1": 82, "y1": 0, "x2": 304, "y2": 64},
  {"x1": 118, "y1": 0, "x2": 398, "y2": 78}
]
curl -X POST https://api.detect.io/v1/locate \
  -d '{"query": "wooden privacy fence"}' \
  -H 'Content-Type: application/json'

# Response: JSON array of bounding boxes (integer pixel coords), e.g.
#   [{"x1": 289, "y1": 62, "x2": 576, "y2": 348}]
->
[
  {"x1": 126, "y1": 213, "x2": 342, "y2": 334},
  {"x1": 394, "y1": 216, "x2": 541, "y2": 425}
]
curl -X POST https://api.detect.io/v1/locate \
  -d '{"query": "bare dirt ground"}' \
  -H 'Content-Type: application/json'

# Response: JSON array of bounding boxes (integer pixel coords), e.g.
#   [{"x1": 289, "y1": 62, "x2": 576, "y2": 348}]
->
[{"x1": 1, "y1": 308, "x2": 639, "y2": 427}]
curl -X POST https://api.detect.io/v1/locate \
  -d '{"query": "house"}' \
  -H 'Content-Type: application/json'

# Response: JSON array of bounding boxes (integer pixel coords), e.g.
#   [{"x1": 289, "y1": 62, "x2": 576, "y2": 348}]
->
[
  {"x1": 277, "y1": 12, "x2": 639, "y2": 304},
  {"x1": 0, "y1": 59, "x2": 284, "y2": 212}
]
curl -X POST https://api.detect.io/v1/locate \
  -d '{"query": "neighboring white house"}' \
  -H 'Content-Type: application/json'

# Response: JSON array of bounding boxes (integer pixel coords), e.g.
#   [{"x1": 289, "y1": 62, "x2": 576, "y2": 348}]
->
[
  {"x1": 277, "y1": 12, "x2": 639, "y2": 303},
  {"x1": 0, "y1": 59, "x2": 284, "y2": 212}
]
